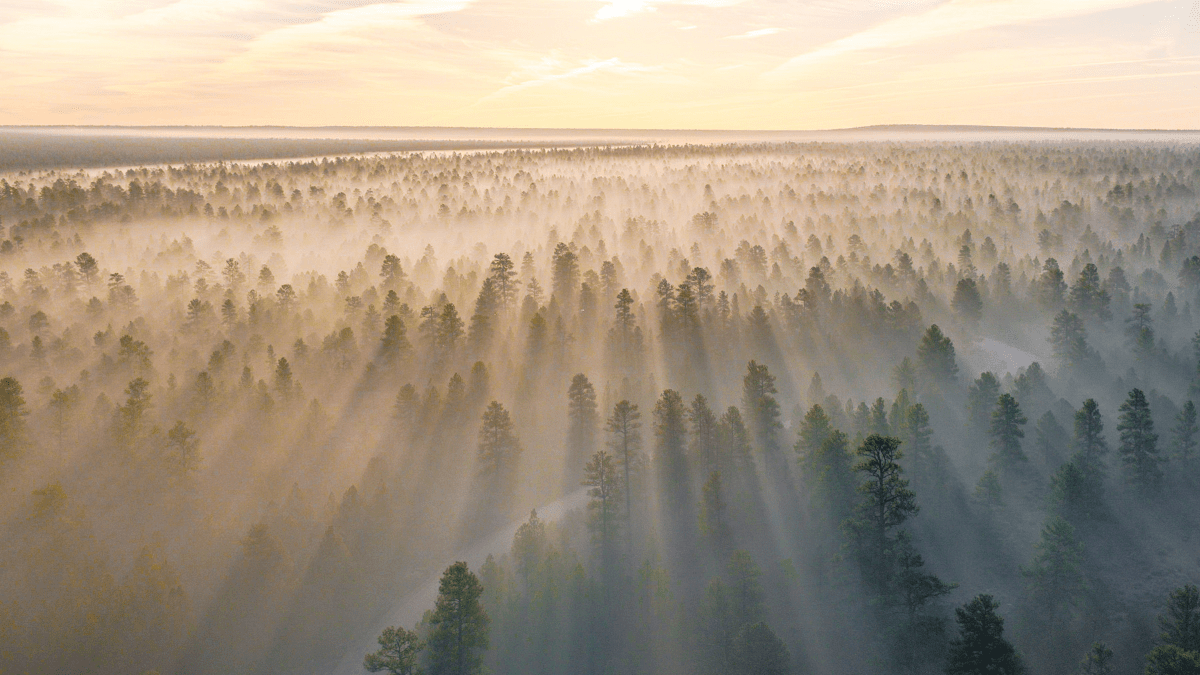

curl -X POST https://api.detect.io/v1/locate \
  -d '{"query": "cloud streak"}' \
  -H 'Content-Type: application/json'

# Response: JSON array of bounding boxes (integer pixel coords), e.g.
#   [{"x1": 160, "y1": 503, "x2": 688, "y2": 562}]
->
[{"x1": 766, "y1": 0, "x2": 1165, "y2": 81}]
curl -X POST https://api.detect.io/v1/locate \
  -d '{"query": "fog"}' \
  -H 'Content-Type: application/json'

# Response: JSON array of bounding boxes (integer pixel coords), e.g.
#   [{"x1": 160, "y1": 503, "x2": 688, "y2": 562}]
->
[{"x1": 2, "y1": 134, "x2": 1200, "y2": 675}]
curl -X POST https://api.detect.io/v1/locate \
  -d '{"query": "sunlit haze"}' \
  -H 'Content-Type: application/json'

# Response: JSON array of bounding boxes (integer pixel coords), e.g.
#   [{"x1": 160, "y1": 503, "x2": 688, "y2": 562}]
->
[{"x1": 2, "y1": 0, "x2": 1199, "y2": 128}]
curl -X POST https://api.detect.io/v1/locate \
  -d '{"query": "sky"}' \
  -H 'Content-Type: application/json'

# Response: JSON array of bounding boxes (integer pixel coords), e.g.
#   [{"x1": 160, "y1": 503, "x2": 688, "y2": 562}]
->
[{"x1": 1, "y1": 0, "x2": 1198, "y2": 129}]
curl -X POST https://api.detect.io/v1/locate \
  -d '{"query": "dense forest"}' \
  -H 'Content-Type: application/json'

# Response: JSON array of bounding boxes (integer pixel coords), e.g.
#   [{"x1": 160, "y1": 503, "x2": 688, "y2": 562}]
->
[{"x1": 1, "y1": 140, "x2": 1200, "y2": 675}]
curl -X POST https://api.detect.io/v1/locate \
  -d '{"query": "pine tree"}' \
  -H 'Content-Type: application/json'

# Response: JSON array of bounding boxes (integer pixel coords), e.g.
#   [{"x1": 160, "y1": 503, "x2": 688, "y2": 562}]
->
[
  {"x1": 952, "y1": 278, "x2": 983, "y2": 322},
  {"x1": 1050, "y1": 310, "x2": 1095, "y2": 373},
  {"x1": 1022, "y1": 517, "x2": 1085, "y2": 612},
  {"x1": 0, "y1": 376, "x2": 28, "y2": 462},
  {"x1": 796, "y1": 403, "x2": 833, "y2": 469},
  {"x1": 165, "y1": 421, "x2": 201, "y2": 480},
  {"x1": 917, "y1": 324, "x2": 958, "y2": 389},
  {"x1": 729, "y1": 622, "x2": 790, "y2": 675},
  {"x1": 742, "y1": 361, "x2": 782, "y2": 458},
  {"x1": 567, "y1": 374, "x2": 599, "y2": 478},
  {"x1": 945, "y1": 595, "x2": 1025, "y2": 675},
  {"x1": 1172, "y1": 401, "x2": 1198, "y2": 465},
  {"x1": 847, "y1": 434, "x2": 917, "y2": 593},
  {"x1": 607, "y1": 400, "x2": 642, "y2": 531},
  {"x1": 379, "y1": 315, "x2": 411, "y2": 363},
  {"x1": 654, "y1": 389, "x2": 689, "y2": 507},
  {"x1": 582, "y1": 450, "x2": 623, "y2": 570},
  {"x1": 477, "y1": 402, "x2": 521, "y2": 481},
  {"x1": 689, "y1": 395, "x2": 720, "y2": 475},
  {"x1": 1117, "y1": 388, "x2": 1162, "y2": 494},
  {"x1": 966, "y1": 372, "x2": 1001, "y2": 432},
  {"x1": 427, "y1": 562, "x2": 489, "y2": 675},
  {"x1": 989, "y1": 394, "x2": 1028, "y2": 469},
  {"x1": 699, "y1": 471, "x2": 733, "y2": 562},
  {"x1": 1078, "y1": 642, "x2": 1113, "y2": 675},
  {"x1": 364, "y1": 625, "x2": 424, "y2": 675},
  {"x1": 1144, "y1": 585, "x2": 1200, "y2": 675}
]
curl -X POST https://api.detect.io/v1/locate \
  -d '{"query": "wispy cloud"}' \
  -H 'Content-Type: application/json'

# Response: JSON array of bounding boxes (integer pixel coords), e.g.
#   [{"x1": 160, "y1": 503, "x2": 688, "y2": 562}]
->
[
  {"x1": 590, "y1": 0, "x2": 746, "y2": 22},
  {"x1": 481, "y1": 56, "x2": 656, "y2": 100},
  {"x1": 766, "y1": 0, "x2": 1164, "y2": 81},
  {"x1": 724, "y1": 27, "x2": 781, "y2": 39}
]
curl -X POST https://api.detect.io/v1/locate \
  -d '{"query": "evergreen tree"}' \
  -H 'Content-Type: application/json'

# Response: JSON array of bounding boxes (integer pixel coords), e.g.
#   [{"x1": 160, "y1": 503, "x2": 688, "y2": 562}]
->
[
  {"x1": 917, "y1": 324, "x2": 958, "y2": 389},
  {"x1": 582, "y1": 450, "x2": 623, "y2": 570},
  {"x1": 165, "y1": 421, "x2": 200, "y2": 480},
  {"x1": 566, "y1": 374, "x2": 599, "y2": 478},
  {"x1": 989, "y1": 394, "x2": 1028, "y2": 469},
  {"x1": 607, "y1": 400, "x2": 643, "y2": 532},
  {"x1": 1117, "y1": 389, "x2": 1162, "y2": 494},
  {"x1": 1069, "y1": 263, "x2": 1112, "y2": 321},
  {"x1": 427, "y1": 562, "x2": 489, "y2": 675},
  {"x1": 796, "y1": 403, "x2": 833, "y2": 466},
  {"x1": 1127, "y1": 303, "x2": 1156, "y2": 361},
  {"x1": 699, "y1": 471, "x2": 733, "y2": 561},
  {"x1": 488, "y1": 253, "x2": 518, "y2": 309},
  {"x1": 379, "y1": 315, "x2": 412, "y2": 363},
  {"x1": 952, "y1": 278, "x2": 983, "y2": 322},
  {"x1": 477, "y1": 402, "x2": 521, "y2": 482},
  {"x1": 1144, "y1": 585, "x2": 1200, "y2": 675},
  {"x1": 654, "y1": 389, "x2": 689, "y2": 507},
  {"x1": 966, "y1": 372, "x2": 1001, "y2": 432},
  {"x1": 689, "y1": 395, "x2": 720, "y2": 475},
  {"x1": 1050, "y1": 310, "x2": 1096, "y2": 373},
  {"x1": 1172, "y1": 401, "x2": 1198, "y2": 465},
  {"x1": 729, "y1": 622, "x2": 790, "y2": 675},
  {"x1": 742, "y1": 361, "x2": 782, "y2": 459},
  {"x1": 945, "y1": 595, "x2": 1025, "y2": 675},
  {"x1": 365, "y1": 626, "x2": 424, "y2": 675},
  {"x1": 0, "y1": 376, "x2": 28, "y2": 462},
  {"x1": 1078, "y1": 642, "x2": 1113, "y2": 675},
  {"x1": 847, "y1": 434, "x2": 917, "y2": 593},
  {"x1": 805, "y1": 429, "x2": 856, "y2": 520},
  {"x1": 1022, "y1": 517, "x2": 1086, "y2": 612}
]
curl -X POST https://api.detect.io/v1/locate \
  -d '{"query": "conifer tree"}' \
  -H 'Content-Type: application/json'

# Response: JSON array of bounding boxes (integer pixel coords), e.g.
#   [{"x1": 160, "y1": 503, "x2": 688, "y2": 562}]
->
[
  {"x1": 567, "y1": 374, "x2": 599, "y2": 478},
  {"x1": 989, "y1": 394, "x2": 1028, "y2": 469},
  {"x1": 945, "y1": 595, "x2": 1024, "y2": 675},
  {"x1": 1078, "y1": 642, "x2": 1113, "y2": 675},
  {"x1": 0, "y1": 376, "x2": 28, "y2": 463},
  {"x1": 916, "y1": 324, "x2": 958, "y2": 389},
  {"x1": 1172, "y1": 401, "x2": 1198, "y2": 465},
  {"x1": 743, "y1": 360, "x2": 782, "y2": 459},
  {"x1": 847, "y1": 434, "x2": 917, "y2": 593},
  {"x1": 607, "y1": 400, "x2": 642, "y2": 528},
  {"x1": 427, "y1": 562, "x2": 489, "y2": 675},
  {"x1": 582, "y1": 450, "x2": 622, "y2": 570},
  {"x1": 689, "y1": 395, "x2": 720, "y2": 475},
  {"x1": 364, "y1": 626, "x2": 424, "y2": 675},
  {"x1": 1117, "y1": 388, "x2": 1161, "y2": 494},
  {"x1": 1022, "y1": 517, "x2": 1085, "y2": 612},
  {"x1": 477, "y1": 402, "x2": 521, "y2": 482}
]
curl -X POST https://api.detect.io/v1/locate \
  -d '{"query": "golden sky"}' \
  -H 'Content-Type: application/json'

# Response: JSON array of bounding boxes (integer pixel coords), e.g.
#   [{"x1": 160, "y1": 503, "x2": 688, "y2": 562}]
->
[{"x1": 1, "y1": 0, "x2": 1198, "y2": 129}]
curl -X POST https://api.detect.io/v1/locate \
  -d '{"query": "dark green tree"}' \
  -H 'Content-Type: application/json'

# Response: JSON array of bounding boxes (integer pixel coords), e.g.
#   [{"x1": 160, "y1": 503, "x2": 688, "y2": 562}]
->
[
  {"x1": 917, "y1": 324, "x2": 958, "y2": 389},
  {"x1": 1079, "y1": 642, "x2": 1113, "y2": 675},
  {"x1": 0, "y1": 376, "x2": 28, "y2": 462},
  {"x1": 1144, "y1": 585, "x2": 1200, "y2": 675},
  {"x1": 729, "y1": 622, "x2": 790, "y2": 675},
  {"x1": 477, "y1": 402, "x2": 521, "y2": 481},
  {"x1": 945, "y1": 595, "x2": 1025, "y2": 675},
  {"x1": 583, "y1": 450, "x2": 623, "y2": 571},
  {"x1": 847, "y1": 434, "x2": 917, "y2": 593},
  {"x1": 966, "y1": 372, "x2": 1001, "y2": 432},
  {"x1": 1117, "y1": 389, "x2": 1162, "y2": 494},
  {"x1": 427, "y1": 562, "x2": 489, "y2": 675},
  {"x1": 952, "y1": 278, "x2": 983, "y2": 322},
  {"x1": 1172, "y1": 401, "x2": 1198, "y2": 465},
  {"x1": 1022, "y1": 517, "x2": 1086, "y2": 612},
  {"x1": 364, "y1": 626, "x2": 424, "y2": 675},
  {"x1": 567, "y1": 374, "x2": 599, "y2": 478},
  {"x1": 607, "y1": 400, "x2": 642, "y2": 530},
  {"x1": 989, "y1": 394, "x2": 1028, "y2": 469},
  {"x1": 742, "y1": 361, "x2": 782, "y2": 459}
]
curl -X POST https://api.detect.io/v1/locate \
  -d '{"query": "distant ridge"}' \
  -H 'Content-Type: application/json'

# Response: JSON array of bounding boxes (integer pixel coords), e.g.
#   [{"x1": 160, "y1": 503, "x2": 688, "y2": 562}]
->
[{"x1": 3, "y1": 124, "x2": 1199, "y2": 172}]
